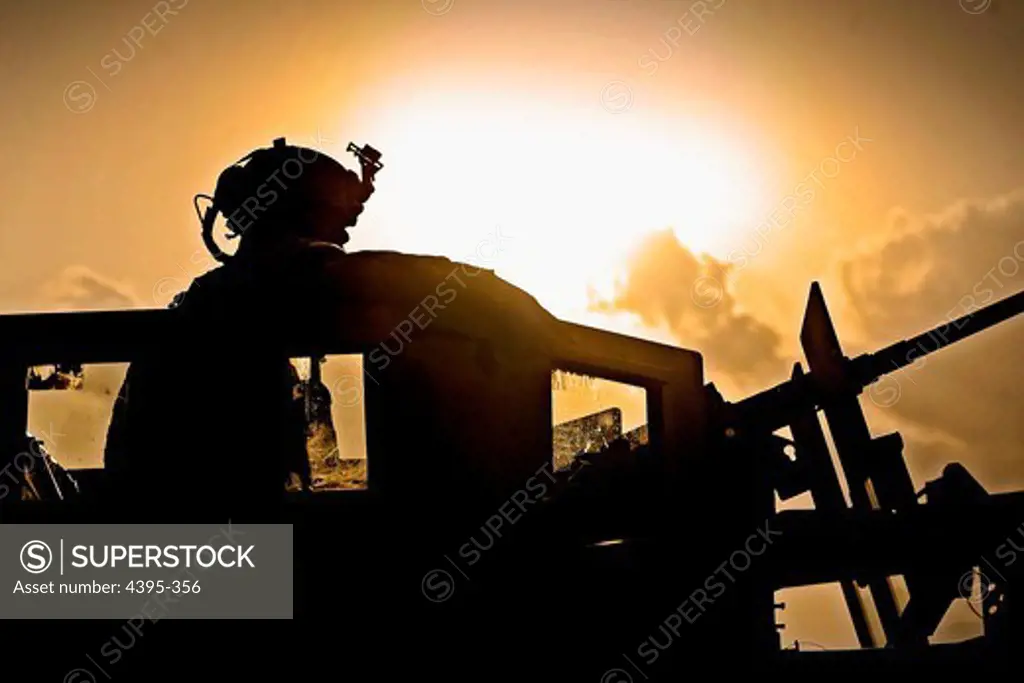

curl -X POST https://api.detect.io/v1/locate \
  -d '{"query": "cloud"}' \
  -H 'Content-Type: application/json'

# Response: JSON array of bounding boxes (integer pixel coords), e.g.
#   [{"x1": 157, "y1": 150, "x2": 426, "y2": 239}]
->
[
  {"x1": 841, "y1": 190, "x2": 1024, "y2": 490},
  {"x1": 37, "y1": 265, "x2": 140, "y2": 311},
  {"x1": 589, "y1": 229, "x2": 786, "y2": 388},
  {"x1": 842, "y1": 190, "x2": 1024, "y2": 338}
]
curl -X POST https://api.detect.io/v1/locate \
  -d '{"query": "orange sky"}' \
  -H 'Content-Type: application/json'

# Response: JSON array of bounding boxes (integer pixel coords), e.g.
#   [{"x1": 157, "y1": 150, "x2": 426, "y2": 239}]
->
[{"x1": 3, "y1": 0, "x2": 1024, "y2": 653}]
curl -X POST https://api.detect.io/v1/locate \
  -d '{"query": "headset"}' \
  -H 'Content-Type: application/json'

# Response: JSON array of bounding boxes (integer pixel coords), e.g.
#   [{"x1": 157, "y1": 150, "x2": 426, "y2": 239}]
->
[{"x1": 194, "y1": 137, "x2": 383, "y2": 264}]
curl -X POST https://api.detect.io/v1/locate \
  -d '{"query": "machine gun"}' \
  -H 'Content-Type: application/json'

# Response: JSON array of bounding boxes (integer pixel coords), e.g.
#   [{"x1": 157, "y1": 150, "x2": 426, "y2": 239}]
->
[
  {"x1": 540, "y1": 282, "x2": 1024, "y2": 670},
  {"x1": 699, "y1": 283, "x2": 1024, "y2": 651}
]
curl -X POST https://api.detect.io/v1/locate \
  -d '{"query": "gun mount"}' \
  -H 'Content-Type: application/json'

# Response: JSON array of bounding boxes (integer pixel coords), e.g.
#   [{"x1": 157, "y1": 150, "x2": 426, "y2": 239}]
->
[
  {"x1": 707, "y1": 285, "x2": 1024, "y2": 649},
  {"x1": 0, "y1": 252, "x2": 1021, "y2": 678}
]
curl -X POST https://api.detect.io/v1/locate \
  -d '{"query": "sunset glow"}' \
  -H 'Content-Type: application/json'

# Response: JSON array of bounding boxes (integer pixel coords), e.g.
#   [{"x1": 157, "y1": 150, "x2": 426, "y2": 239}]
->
[
  {"x1": 356, "y1": 87, "x2": 767, "y2": 318},
  {"x1": 3, "y1": 0, "x2": 1023, "y2": 661}
]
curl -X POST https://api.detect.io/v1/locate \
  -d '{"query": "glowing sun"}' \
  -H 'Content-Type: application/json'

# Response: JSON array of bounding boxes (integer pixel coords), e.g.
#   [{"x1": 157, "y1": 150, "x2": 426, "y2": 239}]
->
[{"x1": 351, "y1": 88, "x2": 767, "y2": 320}]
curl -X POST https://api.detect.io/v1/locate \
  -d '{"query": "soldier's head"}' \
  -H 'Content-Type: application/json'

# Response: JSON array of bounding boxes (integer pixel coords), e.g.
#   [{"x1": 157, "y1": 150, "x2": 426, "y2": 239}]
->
[{"x1": 199, "y1": 138, "x2": 379, "y2": 263}]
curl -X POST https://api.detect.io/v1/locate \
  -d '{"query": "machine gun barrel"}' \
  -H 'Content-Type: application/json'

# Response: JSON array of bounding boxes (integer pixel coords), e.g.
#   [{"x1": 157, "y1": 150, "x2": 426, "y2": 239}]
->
[
  {"x1": 849, "y1": 288, "x2": 1024, "y2": 387},
  {"x1": 728, "y1": 288, "x2": 1024, "y2": 434}
]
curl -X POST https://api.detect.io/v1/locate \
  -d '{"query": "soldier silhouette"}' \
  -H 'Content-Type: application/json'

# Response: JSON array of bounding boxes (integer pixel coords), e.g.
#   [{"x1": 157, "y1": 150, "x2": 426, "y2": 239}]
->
[{"x1": 103, "y1": 137, "x2": 381, "y2": 518}]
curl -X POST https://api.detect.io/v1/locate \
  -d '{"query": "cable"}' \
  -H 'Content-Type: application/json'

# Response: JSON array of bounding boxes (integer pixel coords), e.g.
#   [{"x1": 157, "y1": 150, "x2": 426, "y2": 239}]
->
[{"x1": 193, "y1": 193, "x2": 213, "y2": 224}]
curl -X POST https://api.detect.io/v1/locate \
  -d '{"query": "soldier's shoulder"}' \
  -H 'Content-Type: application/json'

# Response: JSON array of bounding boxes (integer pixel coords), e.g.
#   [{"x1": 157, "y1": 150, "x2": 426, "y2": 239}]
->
[
  {"x1": 322, "y1": 249, "x2": 480, "y2": 282},
  {"x1": 169, "y1": 261, "x2": 258, "y2": 316}
]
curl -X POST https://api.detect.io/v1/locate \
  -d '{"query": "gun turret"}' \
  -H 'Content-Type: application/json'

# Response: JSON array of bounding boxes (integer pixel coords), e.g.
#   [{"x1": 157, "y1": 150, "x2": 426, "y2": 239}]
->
[{"x1": 716, "y1": 283, "x2": 1023, "y2": 649}]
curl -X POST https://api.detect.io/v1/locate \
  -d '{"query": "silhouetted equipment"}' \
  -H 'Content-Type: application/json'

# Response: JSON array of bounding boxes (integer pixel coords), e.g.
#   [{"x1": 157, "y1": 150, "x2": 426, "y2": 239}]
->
[
  {"x1": 727, "y1": 286, "x2": 1024, "y2": 435},
  {"x1": 0, "y1": 249, "x2": 1021, "y2": 677},
  {"x1": 347, "y1": 142, "x2": 383, "y2": 176},
  {"x1": 301, "y1": 355, "x2": 343, "y2": 483},
  {"x1": 347, "y1": 142, "x2": 382, "y2": 208}
]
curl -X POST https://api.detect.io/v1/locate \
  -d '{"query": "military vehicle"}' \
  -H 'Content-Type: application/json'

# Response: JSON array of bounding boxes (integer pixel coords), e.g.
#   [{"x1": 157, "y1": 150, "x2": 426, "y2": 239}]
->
[{"x1": 0, "y1": 251, "x2": 1022, "y2": 680}]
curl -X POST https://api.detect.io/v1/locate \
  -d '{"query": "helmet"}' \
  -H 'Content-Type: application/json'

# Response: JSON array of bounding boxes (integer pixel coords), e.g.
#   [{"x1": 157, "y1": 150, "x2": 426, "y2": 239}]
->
[{"x1": 196, "y1": 137, "x2": 379, "y2": 263}]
